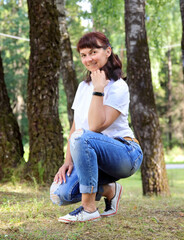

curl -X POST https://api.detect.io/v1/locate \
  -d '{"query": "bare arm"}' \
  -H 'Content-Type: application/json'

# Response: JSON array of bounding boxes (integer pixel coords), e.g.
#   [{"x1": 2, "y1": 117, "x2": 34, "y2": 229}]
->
[
  {"x1": 88, "y1": 70, "x2": 120, "y2": 132},
  {"x1": 54, "y1": 121, "x2": 75, "y2": 183},
  {"x1": 65, "y1": 121, "x2": 75, "y2": 164}
]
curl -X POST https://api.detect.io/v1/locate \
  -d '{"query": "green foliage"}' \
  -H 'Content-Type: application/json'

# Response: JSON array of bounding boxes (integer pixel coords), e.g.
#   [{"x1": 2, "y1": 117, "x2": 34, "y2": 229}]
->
[
  {"x1": 78, "y1": 0, "x2": 126, "y2": 60},
  {"x1": 0, "y1": 0, "x2": 183, "y2": 154},
  {"x1": 146, "y1": 0, "x2": 183, "y2": 147},
  {"x1": 0, "y1": 0, "x2": 29, "y2": 145},
  {"x1": 65, "y1": 0, "x2": 87, "y2": 82}
]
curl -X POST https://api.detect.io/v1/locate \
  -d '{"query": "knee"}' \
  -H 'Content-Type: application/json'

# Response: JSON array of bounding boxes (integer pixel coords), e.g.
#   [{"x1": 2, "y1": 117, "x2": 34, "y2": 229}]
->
[
  {"x1": 70, "y1": 129, "x2": 84, "y2": 143},
  {"x1": 50, "y1": 182, "x2": 62, "y2": 205},
  {"x1": 50, "y1": 182, "x2": 69, "y2": 206},
  {"x1": 70, "y1": 129, "x2": 86, "y2": 150}
]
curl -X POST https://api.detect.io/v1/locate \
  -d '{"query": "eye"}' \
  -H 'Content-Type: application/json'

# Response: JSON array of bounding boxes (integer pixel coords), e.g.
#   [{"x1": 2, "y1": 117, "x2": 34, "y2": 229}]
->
[{"x1": 92, "y1": 50, "x2": 97, "y2": 54}]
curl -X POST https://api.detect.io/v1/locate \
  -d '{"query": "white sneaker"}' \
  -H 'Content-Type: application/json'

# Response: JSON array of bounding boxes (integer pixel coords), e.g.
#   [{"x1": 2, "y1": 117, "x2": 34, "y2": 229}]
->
[
  {"x1": 58, "y1": 206, "x2": 101, "y2": 223},
  {"x1": 101, "y1": 182, "x2": 123, "y2": 217}
]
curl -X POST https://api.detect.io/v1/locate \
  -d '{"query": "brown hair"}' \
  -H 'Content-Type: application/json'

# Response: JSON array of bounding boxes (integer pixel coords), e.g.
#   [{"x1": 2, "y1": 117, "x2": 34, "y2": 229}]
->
[{"x1": 77, "y1": 32, "x2": 123, "y2": 82}]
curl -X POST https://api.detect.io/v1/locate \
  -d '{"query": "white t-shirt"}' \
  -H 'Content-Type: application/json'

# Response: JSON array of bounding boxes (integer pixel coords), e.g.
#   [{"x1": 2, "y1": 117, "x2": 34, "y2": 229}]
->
[{"x1": 72, "y1": 78, "x2": 134, "y2": 138}]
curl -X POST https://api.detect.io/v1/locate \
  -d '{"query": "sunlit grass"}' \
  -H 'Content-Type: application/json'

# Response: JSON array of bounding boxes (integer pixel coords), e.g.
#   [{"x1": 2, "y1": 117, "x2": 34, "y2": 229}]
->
[
  {"x1": 164, "y1": 146, "x2": 184, "y2": 163},
  {"x1": 0, "y1": 169, "x2": 183, "y2": 240}
]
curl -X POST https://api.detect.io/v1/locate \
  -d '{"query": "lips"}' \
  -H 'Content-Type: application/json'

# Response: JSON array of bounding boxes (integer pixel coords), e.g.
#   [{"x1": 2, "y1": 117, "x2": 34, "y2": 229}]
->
[{"x1": 87, "y1": 62, "x2": 97, "y2": 67}]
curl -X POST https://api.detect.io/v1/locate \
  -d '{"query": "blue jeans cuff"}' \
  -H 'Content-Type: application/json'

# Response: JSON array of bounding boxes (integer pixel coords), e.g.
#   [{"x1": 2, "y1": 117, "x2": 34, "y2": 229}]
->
[{"x1": 80, "y1": 184, "x2": 98, "y2": 194}]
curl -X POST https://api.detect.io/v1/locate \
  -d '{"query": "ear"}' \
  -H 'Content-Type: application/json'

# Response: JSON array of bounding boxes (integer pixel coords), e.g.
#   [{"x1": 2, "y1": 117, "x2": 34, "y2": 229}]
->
[{"x1": 106, "y1": 46, "x2": 112, "y2": 58}]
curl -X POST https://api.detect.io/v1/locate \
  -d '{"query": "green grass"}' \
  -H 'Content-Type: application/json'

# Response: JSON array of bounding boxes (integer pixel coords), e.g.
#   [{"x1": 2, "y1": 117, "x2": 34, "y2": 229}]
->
[
  {"x1": 164, "y1": 146, "x2": 184, "y2": 164},
  {"x1": 0, "y1": 169, "x2": 184, "y2": 240}
]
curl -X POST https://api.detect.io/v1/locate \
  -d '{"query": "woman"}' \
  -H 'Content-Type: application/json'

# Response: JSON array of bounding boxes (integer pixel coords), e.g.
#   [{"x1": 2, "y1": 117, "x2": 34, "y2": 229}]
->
[{"x1": 50, "y1": 32, "x2": 143, "y2": 223}]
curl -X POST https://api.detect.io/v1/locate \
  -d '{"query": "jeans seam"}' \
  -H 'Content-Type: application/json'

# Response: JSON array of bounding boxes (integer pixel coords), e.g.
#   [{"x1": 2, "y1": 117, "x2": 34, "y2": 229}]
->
[
  {"x1": 130, "y1": 152, "x2": 143, "y2": 173},
  {"x1": 85, "y1": 139, "x2": 95, "y2": 191},
  {"x1": 68, "y1": 180, "x2": 79, "y2": 200}
]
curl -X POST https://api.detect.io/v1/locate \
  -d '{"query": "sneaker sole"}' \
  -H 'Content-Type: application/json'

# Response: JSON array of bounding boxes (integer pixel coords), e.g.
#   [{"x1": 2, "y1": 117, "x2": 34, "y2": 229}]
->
[
  {"x1": 58, "y1": 216, "x2": 101, "y2": 223},
  {"x1": 101, "y1": 184, "x2": 123, "y2": 217}
]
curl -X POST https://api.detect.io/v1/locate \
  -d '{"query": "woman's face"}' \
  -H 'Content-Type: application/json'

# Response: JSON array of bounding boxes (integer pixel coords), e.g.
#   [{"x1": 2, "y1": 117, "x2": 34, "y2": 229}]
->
[{"x1": 79, "y1": 44, "x2": 111, "y2": 72}]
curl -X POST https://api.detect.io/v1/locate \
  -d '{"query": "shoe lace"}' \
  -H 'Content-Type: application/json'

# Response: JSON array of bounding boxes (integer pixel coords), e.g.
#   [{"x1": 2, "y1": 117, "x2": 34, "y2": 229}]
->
[
  {"x1": 69, "y1": 206, "x2": 84, "y2": 216},
  {"x1": 104, "y1": 198, "x2": 112, "y2": 211}
]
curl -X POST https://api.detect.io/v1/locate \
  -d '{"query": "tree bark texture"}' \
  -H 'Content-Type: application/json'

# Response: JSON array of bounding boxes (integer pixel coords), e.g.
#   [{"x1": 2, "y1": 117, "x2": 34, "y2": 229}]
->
[
  {"x1": 0, "y1": 52, "x2": 24, "y2": 181},
  {"x1": 180, "y1": 0, "x2": 184, "y2": 82},
  {"x1": 179, "y1": 0, "x2": 184, "y2": 145},
  {"x1": 26, "y1": 0, "x2": 64, "y2": 183},
  {"x1": 125, "y1": 0, "x2": 170, "y2": 196},
  {"x1": 55, "y1": 0, "x2": 78, "y2": 127},
  {"x1": 166, "y1": 48, "x2": 172, "y2": 149}
]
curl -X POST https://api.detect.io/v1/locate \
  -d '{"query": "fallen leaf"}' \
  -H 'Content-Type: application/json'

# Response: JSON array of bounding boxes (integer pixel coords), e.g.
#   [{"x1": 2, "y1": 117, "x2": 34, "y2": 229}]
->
[{"x1": 179, "y1": 212, "x2": 184, "y2": 217}]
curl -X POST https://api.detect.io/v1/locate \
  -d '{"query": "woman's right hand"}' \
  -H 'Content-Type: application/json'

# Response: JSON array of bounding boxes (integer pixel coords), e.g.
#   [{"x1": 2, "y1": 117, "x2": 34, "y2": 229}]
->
[{"x1": 54, "y1": 161, "x2": 74, "y2": 184}]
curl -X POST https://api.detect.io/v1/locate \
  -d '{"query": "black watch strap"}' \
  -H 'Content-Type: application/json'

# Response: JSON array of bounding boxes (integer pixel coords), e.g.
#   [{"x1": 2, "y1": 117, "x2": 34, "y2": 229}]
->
[{"x1": 92, "y1": 92, "x2": 104, "y2": 96}]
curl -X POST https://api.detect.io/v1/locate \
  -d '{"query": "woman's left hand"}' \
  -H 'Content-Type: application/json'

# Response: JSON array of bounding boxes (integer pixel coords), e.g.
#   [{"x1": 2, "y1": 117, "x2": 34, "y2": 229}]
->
[{"x1": 91, "y1": 70, "x2": 110, "y2": 92}]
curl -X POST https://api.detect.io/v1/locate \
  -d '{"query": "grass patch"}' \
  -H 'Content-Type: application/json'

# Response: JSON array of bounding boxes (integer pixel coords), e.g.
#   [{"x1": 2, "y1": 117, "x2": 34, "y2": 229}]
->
[
  {"x1": 0, "y1": 170, "x2": 184, "y2": 240},
  {"x1": 164, "y1": 146, "x2": 184, "y2": 164}
]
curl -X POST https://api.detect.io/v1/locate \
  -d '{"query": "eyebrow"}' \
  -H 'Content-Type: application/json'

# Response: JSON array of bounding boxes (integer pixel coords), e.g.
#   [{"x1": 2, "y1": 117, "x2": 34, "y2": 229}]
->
[{"x1": 80, "y1": 48, "x2": 96, "y2": 55}]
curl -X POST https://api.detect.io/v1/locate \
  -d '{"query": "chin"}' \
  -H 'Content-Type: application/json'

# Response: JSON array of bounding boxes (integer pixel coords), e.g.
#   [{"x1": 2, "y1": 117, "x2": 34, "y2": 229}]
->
[{"x1": 88, "y1": 67, "x2": 99, "y2": 72}]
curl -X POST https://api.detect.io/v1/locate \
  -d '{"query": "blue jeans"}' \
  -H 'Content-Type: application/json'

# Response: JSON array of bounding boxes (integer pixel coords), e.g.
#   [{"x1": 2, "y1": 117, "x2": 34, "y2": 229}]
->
[{"x1": 50, "y1": 129, "x2": 143, "y2": 206}]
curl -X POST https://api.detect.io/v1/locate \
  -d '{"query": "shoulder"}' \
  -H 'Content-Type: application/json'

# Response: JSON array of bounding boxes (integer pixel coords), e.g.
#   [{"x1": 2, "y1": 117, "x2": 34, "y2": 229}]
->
[
  {"x1": 104, "y1": 78, "x2": 130, "y2": 111},
  {"x1": 76, "y1": 81, "x2": 91, "y2": 92},
  {"x1": 78, "y1": 80, "x2": 91, "y2": 89},
  {"x1": 113, "y1": 78, "x2": 128, "y2": 88},
  {"x1": 78, "y1": 81, "x2": 87, "y2": 89},
  {"x1": 108, "y1": 78, "x2": 129, "y2": 94}
]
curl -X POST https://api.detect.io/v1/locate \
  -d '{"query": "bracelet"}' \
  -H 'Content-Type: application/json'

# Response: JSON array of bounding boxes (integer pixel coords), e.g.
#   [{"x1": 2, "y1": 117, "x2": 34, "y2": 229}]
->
[{"x1": 92, "y1": 91, "x2": 104, "y2": 96}]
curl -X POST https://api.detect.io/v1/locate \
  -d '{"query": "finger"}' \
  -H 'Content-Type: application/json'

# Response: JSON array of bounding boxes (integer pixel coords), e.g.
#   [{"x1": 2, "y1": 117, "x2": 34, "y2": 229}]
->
[
  {"x1": 57, "y1": 172, "x2": 62, "y2": 184},
  {"x1": 54, "y1": 174, "x2": 59, "y2": 183},
  {"x1": 67, "y1": 165, "x2": 73, "y2": 177},
  {"x1": 63, "y1": 174, "x2": 66, "y2": 183},
  {"x1": 106, "y1": 80, "x2": 110, "y2": 85},
  {"x1": 100, "y1": 70, "x2": 105, "y2": 75},
  {"x1": 91, "y1": 72, "x2": 95, "y2": 77},
  {"x1": 60, "y1": 171, "x2": 66, "y2": 183}
]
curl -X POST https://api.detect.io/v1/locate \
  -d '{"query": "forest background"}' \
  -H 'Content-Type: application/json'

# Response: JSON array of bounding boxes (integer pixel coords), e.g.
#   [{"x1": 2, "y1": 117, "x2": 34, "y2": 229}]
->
[
  {"x1": 0, "y1": 0, "x2": 184, "y2": 239},
  {"x1": 0, "y1": 0, "x2": 183, "y2": 162}
]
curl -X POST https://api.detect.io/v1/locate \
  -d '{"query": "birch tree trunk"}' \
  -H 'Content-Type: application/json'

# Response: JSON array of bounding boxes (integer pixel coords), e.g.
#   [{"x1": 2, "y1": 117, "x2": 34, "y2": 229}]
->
[
  {"x1": 0, "y1": 52, "x2": 24, "y2": 181},
  {"x1": 125, "y1": 0, "x2": 170, "y2": 196},
  {"x1": 180, "y1": 0, "x2": 184, "y2": 82},
  {"x1": 55, "y1": 0, "x2": 78, "y2": 127},
  {"x1": 179, "y1": 0, "x2": 184, "y2": 145},
  {"x1": 166, "y1": 47, "x2": 173, "y2": 149},
  {"x1": 26, "y1": 0, "x2": 64, "y2": 183}
]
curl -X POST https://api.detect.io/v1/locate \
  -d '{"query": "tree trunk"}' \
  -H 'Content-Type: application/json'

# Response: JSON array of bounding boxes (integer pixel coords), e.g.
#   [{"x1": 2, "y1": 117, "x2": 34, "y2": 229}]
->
[
  {"x1": 26, "y1": 0, "x2": 64, "y2": 183},
  {"x1": 0, "y1": 52, "x2": 24, "y2": 181},
  {"x1": 179, "y1": 0, "x2": 184, "y2": 146},
  {"x1": 55, "y1": 0, "x2": 78, "y2": 127},
  {"x1": 180, "y1": 0, "x2": 184, "y2": 82},
  {"x1": 166, "y1": 47, "x2": 172, "y2": 149},
  {"x1": 125, "y1": 0, "x2": 170, "y2": 196}
]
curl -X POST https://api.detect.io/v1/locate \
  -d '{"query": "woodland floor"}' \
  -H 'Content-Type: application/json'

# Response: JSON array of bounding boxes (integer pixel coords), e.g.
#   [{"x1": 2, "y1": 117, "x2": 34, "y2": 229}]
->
[{"x1": 0, "y1": 169, "x2": 184, "y2": 240}]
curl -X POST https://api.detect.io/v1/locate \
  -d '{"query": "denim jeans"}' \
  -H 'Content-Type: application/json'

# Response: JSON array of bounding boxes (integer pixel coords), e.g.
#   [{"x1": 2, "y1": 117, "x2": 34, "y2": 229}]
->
[{"x1": 50, "y1": 129, "x2": 143, "y2": 206}]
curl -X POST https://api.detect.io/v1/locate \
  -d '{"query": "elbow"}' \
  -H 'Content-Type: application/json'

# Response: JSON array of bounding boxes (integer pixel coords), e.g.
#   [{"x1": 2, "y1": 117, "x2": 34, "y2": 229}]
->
[
  {"x1": 89, "y1": 127, "x2": 101, "y2": 133},
  {"x1": 88, "y1": 123, "x2": 105, "y2": 133}
]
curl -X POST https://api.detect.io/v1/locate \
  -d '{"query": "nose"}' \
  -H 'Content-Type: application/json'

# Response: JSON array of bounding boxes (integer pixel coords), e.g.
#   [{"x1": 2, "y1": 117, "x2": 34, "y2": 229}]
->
[{"x1": 85, "y1": 55, "x2": 93, "y2": 62}]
